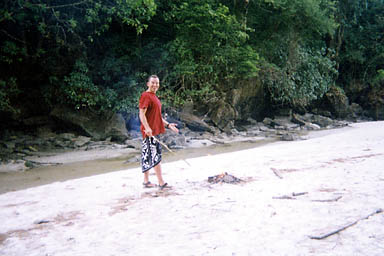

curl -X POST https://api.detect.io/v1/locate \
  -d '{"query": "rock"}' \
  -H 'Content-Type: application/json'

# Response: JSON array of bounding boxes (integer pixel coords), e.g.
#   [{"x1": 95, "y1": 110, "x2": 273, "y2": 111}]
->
[
  {"x1": 0, "y1": 144, "x2": 13, "y2": 155},
  {"x1": 271, "y1": 116, "x2": 300, "y2": 130},
  {"x1": 27, "y1": 146, "x2": 38, "y2": 152},
  {"x1": 181, "y1": 100, "x2": 194, "y2": 114},
  {"x1": 125, "y1": 113, "x2": 141, "y2": 132},
  {"x1": 50, "y1": 106, "x2": 128, "y2": 142},
  {"x1": 259, "y1": 123, "x2": 274, "y2": 132},
  {"x1": 292, "y1": 113, "x2": 335, "y2": 128},
  {"x1": 311, "y1": 115, "x2": 334, "y2": 128},
  {"x1": 178, "y1": 112, "x2": 213, "y2": 133},
  {"x1": 0, "y1": 160, "x2": 28, "y2": 172},
  {"x1": 246, "y1": 129, "x2": 261, "y2": 137},
  {"x1": 54, "y1": 140, "x2": 69, "y2": 148},
  {"x1": 105, "y1": 113, "x2": 129, "y2": 143},
  {"x1": 324, "y1": 86, "x2": 350, "y2": 118},
  {"x1": 263, "y1": 117, "x2": 273, "y2": 127},
  {"x1": 302, "y1": 113, "x2": 315, "y2": 122},
  {"x1": 366, "y1": 87, "x2": 384, "y2": 120},
  {"x1": 281, "y1": 133, "x2": 300, "y2": 141},
  {"x1": 246, "y1": 118, "x2": 258, "y2": 125},
  {"x1": 73, "y1": 136, "x2": 91, "y2": 147},
  {"x1": 125, "y1": 138, "x2": 142, "y2": 150},
  {"x1": 291, "y1": 113, "x2": 307, "y2": 126},
  {"x1": 312, "y1": 109, "x2": 332, "y2": 118},
  {"x1": 209, "y1": 100, "x2": 237, "y2": 131},
  {"x1": 58, "y1": 133, "x2": 76, "y2": 141},
  {"x1": 291, "y1": 114, "x2": 306, "y2": 125},
  {"x1": 304, "y1": 123, "x2": 321, "y2": 130},
  {"x1": 349, "y1": 103, "x2": 363, "y2": 117},
  {"x1": 161, "y1": 132, "x2": 187, "y2": 149},
  {"x1": 2, "y1": 141, "x2": 16, "y2": 150},
  {"x1": 229, "y1": 77, "x2": 265, "y2": 121}
]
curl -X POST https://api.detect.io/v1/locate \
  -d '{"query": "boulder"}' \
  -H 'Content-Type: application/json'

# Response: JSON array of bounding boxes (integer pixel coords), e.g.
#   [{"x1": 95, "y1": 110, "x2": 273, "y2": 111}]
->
[
  {"x1": 73, "y1": 136, "x2": 91, "y2": 147},
  {"x1": 291, "y1": 113, "x2": 306, "y2": 126},
  {"x1": 349, "y1": 103, "x2": 363, "y2": 117},
  {"x1": 161, "y1": 132, "x2": 187, "y2": 149},
  {"x1": 209, "y1": 100, "x2": 237, "y2": 131},
  {"x1": 267, "y1": 116, "x2": 300, "y2": 130},
  {"x1": 324, "y1": 86, "x2": 350, "y2": 118},
  {"x1": 230, "y1": 77, "x2": 265, "y2": 121},
  {"x1": 178, "y1": 112, "x2": 213, "y2": 133},
  {"x1": 262, "y1": 117, "x2": 274, "y2": 127},
  {"x1": 304, "y1": 123, "x2": 321, "y2": 130},
  {"x1": 366, "y1": 87, "x2": 384, "y2": 120},
  {"x1": 50, "y1": 106, "x2": 128, "y2": 142},
  {"x1": 281, "y1": 133, "x2": 300, "y2": 141},
  {"x1": 125, "y1": 113, "x2": 141, "y2": 132},
  {"x1": 125, "y1": 138, "x2": 142, "y2": 150},
  {"x1": 311, "y1": 115, "x2": 334, "y2": 128},
  {"x1": 0, "y1": 160, "x2": 28, "y2": 172}
]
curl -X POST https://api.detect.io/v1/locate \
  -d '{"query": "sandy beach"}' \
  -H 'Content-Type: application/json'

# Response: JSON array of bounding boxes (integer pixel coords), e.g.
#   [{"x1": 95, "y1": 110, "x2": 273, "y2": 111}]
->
[{"x1": 1, "y1": 121, "x2": 383, "y2": 256}]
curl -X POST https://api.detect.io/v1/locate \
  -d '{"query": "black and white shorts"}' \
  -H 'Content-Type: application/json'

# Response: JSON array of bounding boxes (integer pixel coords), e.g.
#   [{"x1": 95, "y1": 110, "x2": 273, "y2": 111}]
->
[{"x1": 141, "y1": 136, "x2": 162, "y2": 173}]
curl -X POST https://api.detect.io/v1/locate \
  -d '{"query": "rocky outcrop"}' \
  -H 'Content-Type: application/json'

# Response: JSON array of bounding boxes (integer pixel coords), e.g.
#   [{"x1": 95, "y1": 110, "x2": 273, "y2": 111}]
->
[
  {"x1": 0, "y1": 111, "x2": 353, "y2": 172},
  {"x1": 50, "y1": 106, "x2": 128, "y2": 142},
  {"x1": 366, "y1": 87, "x2": 384, "y2": 120},
  {"x1": 209, "y1": 100, "x2": 237, "y2": 131},
  {"x1": 194, "y1": 78, "x2": 265, "y2": 132},
  {"x1": 229, "y1": 77, "x2": 265, "y2": 121},
  {"x1": 178, "y1": 112, "x2": 213, "y2": 133},
  {"x1": 323, "y1": 86, "x2": 350, "y2": 118}
]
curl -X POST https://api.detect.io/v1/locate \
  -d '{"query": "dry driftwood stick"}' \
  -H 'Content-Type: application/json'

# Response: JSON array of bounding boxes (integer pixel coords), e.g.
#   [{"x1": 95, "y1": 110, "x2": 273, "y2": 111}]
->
[
  {"x1": 273, "y1": 192, "x2": 308, "y2": 200},
  {"x1": 312, "y1": 195, "x2": 343, "y2": 203},
  {"x1": 273, "y1": 195, "x2": 296, "y2": 200},
  {"x1": 292, "y1": 192, "x2": 308, "y2": 197},
  {"x1": 26, "y1": 160, "x2": 63, "y2": 167},
  {"x1": 271, "y1": 168, "x2": 283, "y2": 179},
  {"x1": 309, "y1": 208, "x2": 383, "y2": 240}
]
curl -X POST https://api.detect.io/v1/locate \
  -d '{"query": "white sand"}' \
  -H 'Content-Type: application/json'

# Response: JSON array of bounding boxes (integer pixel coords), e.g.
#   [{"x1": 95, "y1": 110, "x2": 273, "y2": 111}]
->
[{"x1": 1, "y1": 121, "x2": 384, "y2": 256}]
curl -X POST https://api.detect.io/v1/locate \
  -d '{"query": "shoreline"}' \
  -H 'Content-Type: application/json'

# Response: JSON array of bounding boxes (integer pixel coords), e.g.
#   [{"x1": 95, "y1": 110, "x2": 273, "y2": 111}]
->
[
  {"x1": 0, "y1": 136, "x2": 278, "y2": 194},
  {"x1": 0, "y1": 125, "x2": 351, "y2": 194}
]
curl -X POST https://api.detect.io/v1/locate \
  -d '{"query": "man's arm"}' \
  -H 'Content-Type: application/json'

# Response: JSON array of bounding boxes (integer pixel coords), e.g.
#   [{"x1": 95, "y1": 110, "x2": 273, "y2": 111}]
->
[
  {"x1": 139, "y1": 108, "x2": 153, "y2": 137},
  {"x1": 163, "y1": 118, "x2": 179, "y2": 133}
]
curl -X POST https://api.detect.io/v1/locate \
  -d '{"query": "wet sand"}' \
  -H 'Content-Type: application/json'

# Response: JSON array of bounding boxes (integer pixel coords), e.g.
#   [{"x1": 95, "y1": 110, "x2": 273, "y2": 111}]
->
[{"x1": 0, "y1": 137, "x2": 278, "y2": 194}]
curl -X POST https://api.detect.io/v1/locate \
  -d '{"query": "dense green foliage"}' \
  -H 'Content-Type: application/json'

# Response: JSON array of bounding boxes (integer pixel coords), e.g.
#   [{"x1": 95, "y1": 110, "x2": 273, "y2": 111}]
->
[
  {"x1": 0, "y1": 0, "x2": 383, "y2": 118},
  {"x1": 163, "y1": 0, "x2": 259, "y2": 105},
  {"x1": 0, "y1": 0, "x2": 157, "y2": 114},
  {"x1": 336, "y1": 0, "x2": 384, "y2": 103},
  {"x1": 244, "y1": 0, "x2": 339, "y2": 108}
]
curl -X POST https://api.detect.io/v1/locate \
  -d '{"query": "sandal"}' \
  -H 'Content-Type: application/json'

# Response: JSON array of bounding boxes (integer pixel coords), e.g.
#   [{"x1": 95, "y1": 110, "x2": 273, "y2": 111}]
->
[
  {"x1": 159, "y1": 183, "x2": 171, "y2": 190},
  {"x1": 143, "y1": 181, "x2": 157, "y2": 188}
]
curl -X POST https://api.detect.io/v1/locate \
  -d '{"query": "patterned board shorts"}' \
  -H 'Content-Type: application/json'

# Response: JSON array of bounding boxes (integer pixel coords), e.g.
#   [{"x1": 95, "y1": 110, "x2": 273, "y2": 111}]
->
[{"x1": 141, "y1": 136, "x2": 162, "y2": 173}]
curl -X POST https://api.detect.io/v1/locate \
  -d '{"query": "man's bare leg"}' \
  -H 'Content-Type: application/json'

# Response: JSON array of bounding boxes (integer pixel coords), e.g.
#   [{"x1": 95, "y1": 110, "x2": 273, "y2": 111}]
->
[
  {"x1": 153, "y1": 163, "x2": 165, "y2": 186},
  {"x1": 143, "y1": 170, "x2": 150, "y2": 184}
]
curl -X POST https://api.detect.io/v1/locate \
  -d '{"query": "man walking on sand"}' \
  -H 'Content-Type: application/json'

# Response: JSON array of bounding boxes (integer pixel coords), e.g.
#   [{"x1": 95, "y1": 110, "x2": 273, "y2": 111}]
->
[{"x1": 139, "y1": 75, "x2": 179, "y2": 189}]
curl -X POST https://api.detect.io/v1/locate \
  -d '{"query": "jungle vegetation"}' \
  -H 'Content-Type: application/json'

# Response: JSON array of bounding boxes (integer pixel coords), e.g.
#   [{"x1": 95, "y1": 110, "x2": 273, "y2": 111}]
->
[{"x1": 0, "y1": 0, "x2": 383, "y2": 120}]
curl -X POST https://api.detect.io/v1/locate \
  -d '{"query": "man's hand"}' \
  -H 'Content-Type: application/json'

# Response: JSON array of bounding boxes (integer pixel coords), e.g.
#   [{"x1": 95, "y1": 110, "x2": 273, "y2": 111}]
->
[
  {"x1": 168, "y1": 123, "x2": 179, "y2": 133},
  {"x1": 144, "y1": 127, "x2": 153, "y2": 137}
]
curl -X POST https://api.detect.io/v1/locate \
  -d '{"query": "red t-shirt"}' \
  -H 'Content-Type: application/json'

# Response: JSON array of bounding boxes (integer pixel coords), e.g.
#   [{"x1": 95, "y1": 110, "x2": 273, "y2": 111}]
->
[{"x1": 139, "y1": 91, "x2": 165, "y2": 138}]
